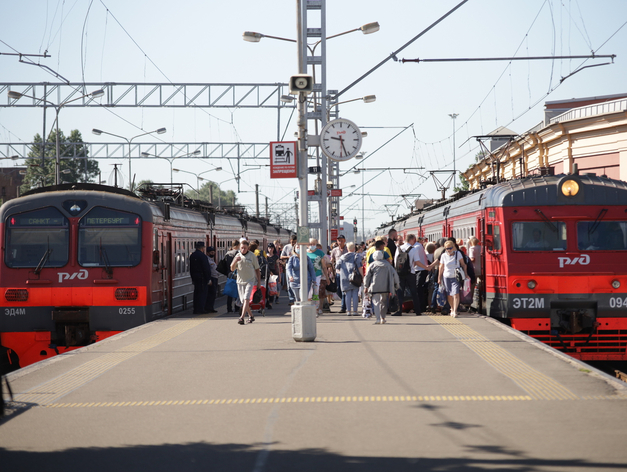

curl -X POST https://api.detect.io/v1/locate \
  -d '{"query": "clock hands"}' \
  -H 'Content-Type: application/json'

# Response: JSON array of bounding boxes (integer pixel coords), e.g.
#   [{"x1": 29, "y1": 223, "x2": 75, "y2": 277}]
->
[{"x1": 330, "y1": 135, "x2": 349, "y2": 156}]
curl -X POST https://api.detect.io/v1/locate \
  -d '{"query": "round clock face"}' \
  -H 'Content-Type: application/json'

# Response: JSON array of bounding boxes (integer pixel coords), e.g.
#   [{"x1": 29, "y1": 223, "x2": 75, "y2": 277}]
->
[{"x1": 320, "y1": 118, "x2": 362, "y2": 162}]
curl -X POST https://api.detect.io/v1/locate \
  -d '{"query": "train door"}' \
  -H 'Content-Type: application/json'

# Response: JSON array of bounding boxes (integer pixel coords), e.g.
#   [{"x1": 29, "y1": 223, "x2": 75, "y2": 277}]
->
[
  {"x1": 165, "y1": 233, "x2": 173, "y2": 316},
  {"x1": 484, "y1": 217, "x2": 506, "y2": 317}
]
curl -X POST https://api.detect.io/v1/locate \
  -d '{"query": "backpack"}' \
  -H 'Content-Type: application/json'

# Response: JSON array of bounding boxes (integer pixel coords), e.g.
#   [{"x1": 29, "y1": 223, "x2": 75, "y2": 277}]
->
[
  {"x1": 216, "y1": 252, "x2": 235, "y2": 276},
  {"x1": 257, "y1": 254, "x2": 268, "y2": 279},
  {"x1": 396, "y1": 246, "x2": 411, "y2": 276}
]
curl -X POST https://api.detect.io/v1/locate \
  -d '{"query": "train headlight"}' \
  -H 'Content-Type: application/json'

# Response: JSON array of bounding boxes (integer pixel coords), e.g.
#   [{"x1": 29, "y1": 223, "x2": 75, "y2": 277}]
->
[
  {"x1": 527, "y1": 280, "x2": 537, "y2": 289},
  {"x1": 612, "y1": 280, "x2": 621, "y2": 289},
  {"x1": 561, "y1": 179, "x2": 580, "y2": 197}
]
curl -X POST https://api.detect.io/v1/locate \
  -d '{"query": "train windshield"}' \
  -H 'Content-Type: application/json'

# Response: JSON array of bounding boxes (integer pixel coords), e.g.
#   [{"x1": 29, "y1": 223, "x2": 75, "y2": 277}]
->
[
  {"x1": 78, "y1": 207, "x2": 142, "y2": 267},
  {"x1": 577, "y1": 221, "x2": 627, "y2": 251},
  {"x1": 5, "y1": 207, "x2": 70, "y2": 268},
  {"x1": 512, "y1": 222, "x2": 567, "y2": 251}
]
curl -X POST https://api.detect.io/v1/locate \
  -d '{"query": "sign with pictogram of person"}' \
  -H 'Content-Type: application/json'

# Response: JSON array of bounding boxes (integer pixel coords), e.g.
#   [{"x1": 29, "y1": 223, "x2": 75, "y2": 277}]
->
[{"x1": 270, "y1": 141, "x2": 297, "y2": 178}]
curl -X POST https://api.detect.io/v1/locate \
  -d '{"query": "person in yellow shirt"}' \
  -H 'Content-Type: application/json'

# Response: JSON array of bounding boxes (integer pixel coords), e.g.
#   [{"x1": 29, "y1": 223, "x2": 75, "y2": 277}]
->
[{"x1": 365, "y1": 238, "x2": 392, "y2": 272}]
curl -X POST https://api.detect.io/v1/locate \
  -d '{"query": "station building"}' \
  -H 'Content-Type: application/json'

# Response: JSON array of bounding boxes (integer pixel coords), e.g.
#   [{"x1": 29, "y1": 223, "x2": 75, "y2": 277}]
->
[{"x1": 463, "y1": 93, "x2": 627, "y2": 188}]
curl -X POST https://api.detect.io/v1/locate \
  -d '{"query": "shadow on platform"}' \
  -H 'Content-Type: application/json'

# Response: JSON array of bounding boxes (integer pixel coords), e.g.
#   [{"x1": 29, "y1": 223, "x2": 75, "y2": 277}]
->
[{"x1": 0, "y1": 442, "x2": 624, "y2": 472}]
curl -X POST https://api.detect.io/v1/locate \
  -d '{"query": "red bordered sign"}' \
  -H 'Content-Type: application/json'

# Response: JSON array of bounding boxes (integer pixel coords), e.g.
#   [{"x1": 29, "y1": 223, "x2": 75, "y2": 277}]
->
[{"x1": 270, "y1": 141, "x2": 297, "y2": 179}]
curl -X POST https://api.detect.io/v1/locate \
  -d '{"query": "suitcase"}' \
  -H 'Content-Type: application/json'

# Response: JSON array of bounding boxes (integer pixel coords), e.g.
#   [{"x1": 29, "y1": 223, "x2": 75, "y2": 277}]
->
[{"x1": 249, "y1": 285, "x2": 266, "y2": 315}]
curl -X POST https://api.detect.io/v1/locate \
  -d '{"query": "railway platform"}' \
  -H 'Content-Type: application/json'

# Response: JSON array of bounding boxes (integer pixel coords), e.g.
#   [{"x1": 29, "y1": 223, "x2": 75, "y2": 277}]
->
[{"x1": 2, "y1": 300, "x2": 627, "y2": 472}]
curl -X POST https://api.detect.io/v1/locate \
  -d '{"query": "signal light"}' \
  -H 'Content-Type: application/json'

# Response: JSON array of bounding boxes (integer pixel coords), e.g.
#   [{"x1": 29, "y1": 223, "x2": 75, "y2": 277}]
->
[
  {"x1": 561, "y1": 179, "x2": 580, "y2": 197},
  {"x1": 115, "y1": 288, "x2": 138, "y2": 301},
  {"x1": 5, "y1": 289, "x2": 28, "y2": 302},
  {"x1": 527, "y1": 280, "x2": 537, "y2": 289}
]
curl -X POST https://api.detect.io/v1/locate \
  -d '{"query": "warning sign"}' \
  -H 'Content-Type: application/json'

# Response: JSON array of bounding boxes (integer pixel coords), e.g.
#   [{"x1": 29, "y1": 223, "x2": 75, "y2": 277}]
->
[{"x1": 270, "y1": 141, "x2": 297, "y2": 179}]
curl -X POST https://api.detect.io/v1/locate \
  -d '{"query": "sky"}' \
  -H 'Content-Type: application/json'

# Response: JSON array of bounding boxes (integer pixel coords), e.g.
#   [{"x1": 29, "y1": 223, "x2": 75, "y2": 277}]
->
[{"x1": 1, "y1": 0, "x2": 626, "y2": 235}]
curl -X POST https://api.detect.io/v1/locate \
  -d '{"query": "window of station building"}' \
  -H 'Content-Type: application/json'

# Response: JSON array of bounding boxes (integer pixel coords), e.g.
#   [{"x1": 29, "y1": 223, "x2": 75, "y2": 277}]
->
[
  {"x1": 512, "y1": 222, "x2": 567, "y2": 251},
  {"x1": 577, "y1": 221, "x2": 627, "y2": 251},
  {"x1": 5, "y1": 207, "x2": 69, "y2": 268},
  {"x1": 78, "y1": 207, "x2": 142, "y2": 267}
]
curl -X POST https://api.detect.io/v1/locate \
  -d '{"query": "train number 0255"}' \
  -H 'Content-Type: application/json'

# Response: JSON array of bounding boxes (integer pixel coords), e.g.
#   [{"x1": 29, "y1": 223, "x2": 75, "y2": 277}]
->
[
  {"x1": 119, "y1": 307, "x2": 136, "y2": 315},
  {"x1": 609, "y1": 297, "x2": 627, "y2": 308}
]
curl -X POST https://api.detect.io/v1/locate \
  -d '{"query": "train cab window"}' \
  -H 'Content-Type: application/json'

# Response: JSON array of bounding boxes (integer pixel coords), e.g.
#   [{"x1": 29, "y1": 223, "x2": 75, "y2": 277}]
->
[
  {"x1": 5, "y1": 207, "x2": 69, "y2": 268},
  {"x1": 577, "y1": 221, "x2": 627, "y2": 250},
  {"x1": 492, "y1": 225, "x2": 502, "y2": 251},
  {"x1": 78, "y1": 207, "x2": 142, "y2": 267},
  {"x1": 512, "y1": 222, "x2": 567, "y2": 251}
]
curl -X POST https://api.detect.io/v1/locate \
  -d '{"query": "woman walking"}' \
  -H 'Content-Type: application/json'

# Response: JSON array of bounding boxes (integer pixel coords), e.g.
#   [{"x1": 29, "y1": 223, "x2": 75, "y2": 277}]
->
[
  {"x1": 364, "y1": 251, "x2": 400, "y2": 324},
  {"x1": 336, "y1": 242, "x2": 364, "y2": 315},
  {"x1": 286, "y1": 246, "x2": 316, "y2": 302},
  {"x1": 437, "y1": 240, "x2": 469, "y2": 318}
]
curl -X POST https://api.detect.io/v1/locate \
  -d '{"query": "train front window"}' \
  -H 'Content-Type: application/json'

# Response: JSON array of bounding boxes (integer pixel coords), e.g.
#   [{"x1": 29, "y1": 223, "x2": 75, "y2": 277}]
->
[
  {"x1": 5, "y1": 207, "x2": 69, "y2": 268},
  {"x1": 78, "y1": 207, "x2": 142, "y2": 267},
  {"x1": 512, "y1": 222, "x2": 567, "y2": 251},
  {"x1": 577, "y1": 221, "x2": 627, "y2": 251}
]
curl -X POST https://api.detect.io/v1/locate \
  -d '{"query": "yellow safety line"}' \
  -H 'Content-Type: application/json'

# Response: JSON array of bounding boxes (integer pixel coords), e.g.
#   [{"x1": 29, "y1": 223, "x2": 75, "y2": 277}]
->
[
  {"x1": 14, "y1": 393, "x2": 622, "y2": 409},
  {"x1": 429, "y1": 315, "x2": 580, "y2": 400},
  {"x1": 14, "y1": 314, "x2": 215, "y2": 406}
]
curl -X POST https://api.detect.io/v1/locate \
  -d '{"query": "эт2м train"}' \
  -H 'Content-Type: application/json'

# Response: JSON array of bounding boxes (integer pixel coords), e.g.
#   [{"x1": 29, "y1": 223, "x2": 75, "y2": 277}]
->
[
  {"x1": 376, "y1": 174, "x2": 627, "y2": 361},
  {"x1": 0, "y1": 183, "x2": 291, "y2": 369}
]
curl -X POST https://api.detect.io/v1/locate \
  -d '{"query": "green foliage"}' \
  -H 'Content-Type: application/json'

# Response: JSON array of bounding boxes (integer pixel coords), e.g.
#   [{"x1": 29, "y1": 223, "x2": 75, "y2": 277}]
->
[
  {"x1": 189, "y1": 180, "x2": 237, "y2": 208},
  {"x1": 21, "y1": 129, "x2": 100, "y2": 193},
  {"x1": 454, "y1": 173, "x2": 470, "y2": 193}
]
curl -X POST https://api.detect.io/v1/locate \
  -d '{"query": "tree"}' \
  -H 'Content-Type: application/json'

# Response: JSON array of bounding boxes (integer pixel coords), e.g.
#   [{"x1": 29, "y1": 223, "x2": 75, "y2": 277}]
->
[
  {"x1": 189, "y1": 180, "x2": 237, "y2": 208},
  {"x1": 21, "y1": 129, "x2": 100, "y2": 193}
]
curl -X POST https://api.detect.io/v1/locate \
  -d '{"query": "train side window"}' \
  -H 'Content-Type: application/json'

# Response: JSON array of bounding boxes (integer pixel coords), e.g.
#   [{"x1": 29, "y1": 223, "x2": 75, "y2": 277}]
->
[
  {"x1": 512, "y1": 222, "x2": 567, "y2": 251},
  {"x1": 577, "y1": 221, "x2": 627, "y2": 250},
  {"x1": 78, "y1": 207, "x2": 142, "y2": 267},
  {"x1": 5, "y1": 207, "x2": 69, "y2": 268}
]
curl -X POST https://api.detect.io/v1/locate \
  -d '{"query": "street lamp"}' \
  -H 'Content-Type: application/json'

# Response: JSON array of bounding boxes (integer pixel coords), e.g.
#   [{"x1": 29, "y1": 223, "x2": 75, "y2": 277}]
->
[
  {"x1": 140, "y1": 149, "x2": 201, "y2": 184},
  {"x1": 8, "y1": 88, "x2": 104, "y2": 185},
  {"x1": 326, "y1": 95, "x2": 376, "y2": 120},
  {"x1": 244, "y1": 22, "x2": 380, "y2": 251},
  {"x1": 173, "y1": 166, "x2": 222, "y2": 194},
  {"x1": 92, "y1": 127, "x2": 166, "y2": 191}
]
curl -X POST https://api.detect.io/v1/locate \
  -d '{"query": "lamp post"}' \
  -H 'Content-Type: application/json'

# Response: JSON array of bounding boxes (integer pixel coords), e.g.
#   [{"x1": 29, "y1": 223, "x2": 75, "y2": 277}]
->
[
  {"x1": 92, "y1": 127, "x2": 166, "y2": 191},
  {"x1": 243, "y1": 20, "x2": 379, "y2": 253},
  {"x1": 173, "y1": 166, "x2": 222, "y2": 194},
  {"x1": 140, "y1": 150, "x2": 201, "y2": 184},
  {"x1": 8, "y1": 89, "x2": 104, "y2": 185},
  {"x1": 449, "y1": 113, "x2": 459, "y2": 190}
]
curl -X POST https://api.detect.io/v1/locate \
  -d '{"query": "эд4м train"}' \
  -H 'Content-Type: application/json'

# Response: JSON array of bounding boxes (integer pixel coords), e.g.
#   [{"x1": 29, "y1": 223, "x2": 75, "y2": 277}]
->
[
  {"x1": 0, "y1": 183, "x2": 291, "y2": 369},
  {"x1": 378, "y1": 174, "x2": 627, "y2": 361}
]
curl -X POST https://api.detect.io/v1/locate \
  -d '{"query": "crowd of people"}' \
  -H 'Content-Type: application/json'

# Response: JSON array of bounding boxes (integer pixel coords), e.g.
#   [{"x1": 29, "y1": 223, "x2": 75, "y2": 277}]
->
[{"x1": 192, "y1": 230, "x2": 481, "y2": 325}]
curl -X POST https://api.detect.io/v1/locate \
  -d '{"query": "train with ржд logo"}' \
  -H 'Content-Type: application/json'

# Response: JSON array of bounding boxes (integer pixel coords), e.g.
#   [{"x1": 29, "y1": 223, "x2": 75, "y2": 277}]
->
[
  {"x1": 375, "y1": 174, "x2": 627, "y2": 361},
  {"x1": 0, "y1": 183, "x2": 292, "y2": 369}
]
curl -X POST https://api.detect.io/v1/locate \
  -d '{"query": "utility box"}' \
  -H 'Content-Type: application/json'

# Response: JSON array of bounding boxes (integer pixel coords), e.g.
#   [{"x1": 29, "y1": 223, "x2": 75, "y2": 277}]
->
[{"x1": 292, "y1": 303, "x2": 317, "y2": 342}]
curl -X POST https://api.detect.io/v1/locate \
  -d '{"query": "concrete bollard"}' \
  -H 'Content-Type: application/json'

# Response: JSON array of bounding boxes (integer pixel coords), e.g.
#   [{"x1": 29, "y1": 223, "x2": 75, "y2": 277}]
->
[{"x1": 292, "y1": 303, "x2": 317, "y2": 342}]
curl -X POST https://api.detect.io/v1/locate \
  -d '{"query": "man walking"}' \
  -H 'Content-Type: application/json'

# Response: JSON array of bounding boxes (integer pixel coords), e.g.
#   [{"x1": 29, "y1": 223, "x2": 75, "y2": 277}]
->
[
  {"x1": 330, "y1": 234, "x2": 348, "y2": 313},
  {"x1": 387, "y1": 228, "x2": 398, "y2": 266},
  {"x1": 230, "y1": 239, "x2": 262, "y2": 324},
  {"x1": 189, "y1": 241, "x2": 211, "y2": 314}
]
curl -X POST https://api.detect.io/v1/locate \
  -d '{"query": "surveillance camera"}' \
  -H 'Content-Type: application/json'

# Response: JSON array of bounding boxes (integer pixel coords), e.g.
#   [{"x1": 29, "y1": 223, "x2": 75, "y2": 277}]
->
[{"x1": 289, "y1": 74, "x2": 314, "y2": 95}]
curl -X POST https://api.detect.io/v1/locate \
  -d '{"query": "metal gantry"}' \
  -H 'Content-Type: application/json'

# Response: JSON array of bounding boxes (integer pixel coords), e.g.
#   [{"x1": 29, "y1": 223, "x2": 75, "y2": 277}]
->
[{"x1": 1, "y1": 83, "x2": 294, "y2": 109}]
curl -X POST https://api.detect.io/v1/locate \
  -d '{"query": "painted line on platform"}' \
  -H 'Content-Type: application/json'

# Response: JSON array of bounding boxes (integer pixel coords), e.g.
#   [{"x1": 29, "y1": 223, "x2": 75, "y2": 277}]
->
[
  {"x1": 429, "y1": 315, "x2": 580, "y2": 400},
  {"x1": 5, "y1": 392, "x2": 620, "y2": 410},
  {"x1": 13, "y1": 314, "x2": 216, "y2": 406}
]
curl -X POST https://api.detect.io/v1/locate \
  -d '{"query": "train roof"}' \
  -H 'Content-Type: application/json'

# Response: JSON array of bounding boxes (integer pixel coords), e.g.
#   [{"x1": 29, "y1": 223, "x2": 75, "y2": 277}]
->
[
  {"x1": 482, "y1": 174, "x2": 627, "y2": 207},
  {"x1": 375, "y1": 174, "x2": 627, "y2": 232}
]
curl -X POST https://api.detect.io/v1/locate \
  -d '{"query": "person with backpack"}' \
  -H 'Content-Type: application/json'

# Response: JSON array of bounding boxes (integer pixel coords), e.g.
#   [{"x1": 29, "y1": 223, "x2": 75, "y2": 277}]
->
[
  {"x1": 392, "y1": 234, "x2": 436, "y2": 316},
  {"x1": 336, "y1": 242, "x2": 364, "y2": 316},
  {"x1": 218, "y1": 239, "x2": 241, "y2": 314}
]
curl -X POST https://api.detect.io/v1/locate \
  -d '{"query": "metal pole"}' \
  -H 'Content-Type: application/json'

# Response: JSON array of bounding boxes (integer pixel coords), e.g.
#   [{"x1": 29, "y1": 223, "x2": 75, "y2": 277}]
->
[
  {"x1": 361, "y1": 170, "x2": 364, "y2": 240},
  {"x1": 255, "y1": 184, "x2": 260, "y2": 217},
  {"x1": 55, "y1": 107, "x2": 60, "y2": 185},
  {"x1": 297, "y1": 0, "x2": 308, "y2": 304},
  {"x1": 449, "y1": 113, "x2": 459, "y2": 190}
]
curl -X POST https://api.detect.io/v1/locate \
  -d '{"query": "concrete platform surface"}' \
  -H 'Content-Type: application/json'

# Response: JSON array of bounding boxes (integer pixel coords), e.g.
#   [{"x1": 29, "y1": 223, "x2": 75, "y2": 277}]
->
[{"x1": 2, "y1": 302, "x2": 627, "y2": 472}]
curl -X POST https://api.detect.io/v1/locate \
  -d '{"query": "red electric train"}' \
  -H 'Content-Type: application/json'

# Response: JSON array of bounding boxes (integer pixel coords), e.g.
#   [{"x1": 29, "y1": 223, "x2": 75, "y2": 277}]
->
[
  {"x1": 375, "y1": 174, "x2": 627, "y2": 361},
  {"x1": 0, "y1": 183, "x2": 291, "y2": 369}
]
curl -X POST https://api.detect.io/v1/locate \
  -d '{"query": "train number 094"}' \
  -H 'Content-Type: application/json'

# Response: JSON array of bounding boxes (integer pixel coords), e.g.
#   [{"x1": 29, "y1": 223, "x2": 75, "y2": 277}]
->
[
  {"x1": 609, "y1": 297, "x2": 627, "y2": 308},
  {"x1": 119, "y1": 307, "x2": 136, "y2": 315}
]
